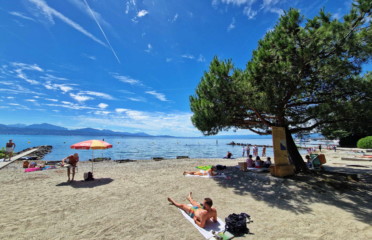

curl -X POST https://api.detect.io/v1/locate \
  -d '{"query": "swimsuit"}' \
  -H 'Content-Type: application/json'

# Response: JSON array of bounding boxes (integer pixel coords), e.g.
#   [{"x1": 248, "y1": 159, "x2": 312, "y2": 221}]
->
[{"x1": 188, "y1": 206, "x2": 199, "y2": 218}]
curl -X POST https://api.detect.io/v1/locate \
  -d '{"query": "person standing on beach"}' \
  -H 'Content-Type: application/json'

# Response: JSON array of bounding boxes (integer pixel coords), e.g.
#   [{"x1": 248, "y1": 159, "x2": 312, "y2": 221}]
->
[
  {"x1": 62, "y1": 153, "x2": 79, "y2": 182},
  {"x1": 319, "y1": 144, "x2": 322, "y2": 152},
  {"x1": 253, "y1": 145, "x2": 258, "y2": 157},
  {"x1": 262, "y1": 145, "x2": 266, "y2": 157},
  {"x1": 246, "y1": 145, "x2": 250, "y2": 156},
  {"x1": 5, "y1": 139, "x2": 16, "y2": 161},
  {"x1": 242, "y1": 146, "x2": 246, "y2": 157},
  {"x1": 168, "y1": 192, "x2": 217, "y2": 228}
]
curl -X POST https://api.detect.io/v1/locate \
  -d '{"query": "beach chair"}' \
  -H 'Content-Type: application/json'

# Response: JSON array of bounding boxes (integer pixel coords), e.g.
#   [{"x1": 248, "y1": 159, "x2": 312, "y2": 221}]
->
[{"x1": 309, "y1": 154, "x2": 321, "y2": 170}]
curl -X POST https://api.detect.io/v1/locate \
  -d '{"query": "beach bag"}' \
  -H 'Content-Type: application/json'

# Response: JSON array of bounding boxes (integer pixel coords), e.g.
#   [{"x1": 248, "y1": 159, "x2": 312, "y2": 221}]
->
[
  {"x1": 225, "y1": 213, "x2": 250, "y2": 236},
  {"x1": 216, "y1": 165, "x2": 226, "y2": 170},
  {"x1": 84, "y1": 172, "x2": 94, "y2": 181}
]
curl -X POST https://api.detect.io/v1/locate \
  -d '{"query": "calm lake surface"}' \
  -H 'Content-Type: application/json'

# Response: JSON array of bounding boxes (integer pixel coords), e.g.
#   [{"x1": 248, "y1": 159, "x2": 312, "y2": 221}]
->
[{"x1": 0, "y1": 135, "x2": 307, "y2": 161}]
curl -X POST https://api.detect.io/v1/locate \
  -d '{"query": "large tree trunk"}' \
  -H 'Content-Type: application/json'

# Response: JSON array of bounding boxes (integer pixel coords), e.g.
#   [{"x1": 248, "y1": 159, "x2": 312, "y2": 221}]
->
[{"x1": 285, "y1": 126, "x2": 308, "y2": 173}]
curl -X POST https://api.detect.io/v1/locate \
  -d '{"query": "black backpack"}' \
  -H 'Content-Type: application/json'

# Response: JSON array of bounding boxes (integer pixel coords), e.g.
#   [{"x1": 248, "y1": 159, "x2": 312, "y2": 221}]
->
[
  {"x1": 225, "y1": 213, "x2": 251, "y2": 236},
  {"x1": 84, "y1": 172, "x2": 94, "y2": 181}
]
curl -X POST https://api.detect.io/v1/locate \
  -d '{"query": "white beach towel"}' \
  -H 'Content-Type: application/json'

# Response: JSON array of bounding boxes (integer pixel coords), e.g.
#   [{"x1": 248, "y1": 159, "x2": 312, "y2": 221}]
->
[
  {"x1": 185, "y1": 173, "x2": 227, "y2": 178},
  {"x1": 179, "y1": 205, "x2": 225, "y2": 239}
]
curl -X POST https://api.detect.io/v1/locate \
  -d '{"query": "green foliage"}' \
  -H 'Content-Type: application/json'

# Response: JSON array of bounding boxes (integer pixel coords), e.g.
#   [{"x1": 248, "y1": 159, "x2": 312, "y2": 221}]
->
[
  {"x1": 357, "y1": 136, "x2": 372, "y2": 149},
  {"x1": 0, "y1": 147, "x2": 5, "y2": 159},
  {"x1": 190, "y1": 0, "x2": 371, "y2": 137}
]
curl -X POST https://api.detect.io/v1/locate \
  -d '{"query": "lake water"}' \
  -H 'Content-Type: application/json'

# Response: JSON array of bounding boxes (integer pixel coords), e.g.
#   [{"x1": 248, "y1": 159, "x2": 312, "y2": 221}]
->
[{"x1": 0, "y1": 135, "x2": 307, "y2": 161}]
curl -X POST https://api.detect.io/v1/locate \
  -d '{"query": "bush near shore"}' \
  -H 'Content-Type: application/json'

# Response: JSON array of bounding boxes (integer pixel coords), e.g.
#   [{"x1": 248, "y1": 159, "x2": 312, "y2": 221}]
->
[{"x1": 357, "y1": 136, "x2": 372, "y2": 149}]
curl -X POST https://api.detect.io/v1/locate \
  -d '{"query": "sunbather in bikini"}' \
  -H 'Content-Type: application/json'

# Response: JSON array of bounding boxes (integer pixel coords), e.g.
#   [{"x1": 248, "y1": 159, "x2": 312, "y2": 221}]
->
[
  {"x1": 183, "y1": 166, "x2": 217, "y2": 176},
  {"x1": 168, "y1": 192, "x2": 217, "y2": 228}
]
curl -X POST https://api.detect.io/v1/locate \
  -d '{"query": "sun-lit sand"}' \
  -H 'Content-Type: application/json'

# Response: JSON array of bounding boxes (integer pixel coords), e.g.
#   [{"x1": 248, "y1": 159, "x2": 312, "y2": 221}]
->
[{"x1": 0, "y1": 149, "x2": 371, "y2": 240}]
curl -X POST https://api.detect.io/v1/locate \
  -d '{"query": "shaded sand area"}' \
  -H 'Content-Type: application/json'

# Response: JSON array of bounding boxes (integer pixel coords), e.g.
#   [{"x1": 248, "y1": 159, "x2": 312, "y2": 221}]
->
[{"x1": 0, "y1": 149, "x2": 371, "y2": 240}]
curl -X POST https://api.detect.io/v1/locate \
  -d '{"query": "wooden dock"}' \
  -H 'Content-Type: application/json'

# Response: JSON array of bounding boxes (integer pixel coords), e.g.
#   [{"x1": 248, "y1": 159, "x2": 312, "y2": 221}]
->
[{"x1": 0, "y1": 148, "x2": 39, "y2": 170}]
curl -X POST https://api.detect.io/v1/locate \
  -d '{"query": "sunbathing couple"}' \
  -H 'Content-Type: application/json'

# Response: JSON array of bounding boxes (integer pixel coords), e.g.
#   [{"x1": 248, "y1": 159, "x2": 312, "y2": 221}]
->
[{"x1": 168, "y1": 192, "x2": 217, "y2": 228}]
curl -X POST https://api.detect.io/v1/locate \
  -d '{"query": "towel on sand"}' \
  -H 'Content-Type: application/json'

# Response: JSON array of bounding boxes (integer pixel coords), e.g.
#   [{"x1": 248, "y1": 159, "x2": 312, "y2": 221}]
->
[
  {"x1": 185, "y1": 173, "x2": 227, "y2": 178},
  {"x1": 179, "y1": 205, "x2": 225, "y2": 239}
]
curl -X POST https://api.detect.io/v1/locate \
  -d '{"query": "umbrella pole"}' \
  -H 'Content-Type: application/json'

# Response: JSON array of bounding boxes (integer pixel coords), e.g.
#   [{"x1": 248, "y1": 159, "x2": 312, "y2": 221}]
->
[{"x1": 92, "y1": 150, "x2": 94, "y2": 173}]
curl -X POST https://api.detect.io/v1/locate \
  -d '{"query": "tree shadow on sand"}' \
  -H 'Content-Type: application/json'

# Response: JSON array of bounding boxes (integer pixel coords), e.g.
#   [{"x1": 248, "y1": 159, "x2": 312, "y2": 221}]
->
[
  {"x1": 56, "y1": 178, "x2": 114, "y2": 188},
  {"x1": 213, "y1": 166, "x2": 372, "y2": 224}
]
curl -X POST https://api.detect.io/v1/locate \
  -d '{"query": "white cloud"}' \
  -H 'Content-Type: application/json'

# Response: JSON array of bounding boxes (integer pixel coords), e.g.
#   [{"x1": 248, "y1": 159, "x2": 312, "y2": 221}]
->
[
  {"x1": 93, "y1": 110, "x2": 110, "y2": 115},
  {"x1": 82, "y1": 91, "x2": 114, "y2": 100},
  {"x1": 145, "y1": 90, "x2": 168, "y2": 102},
  {"x1": 137, "y1": 10, "x2": 148, "y2": 17},
  {"x1": 166, "y1": 58, "x2": 172, "y2": 62},
  {"x1": 68, "y1": 0, "x2": 110, "y2": 27},
  {"x1": 44, "y1": 81, "x2": 73, "y2": 93},
  {"x1": 197, "y1": 54, "x2": 206, "y2": 62},
  {"x1": 243, "y1": 6, "x2": 257, "y2": 19},
  {"x1": 220, "y1": 0, "x2": 256, "y2": 6},
  {"x1": 12, "y1": 62, "x2": 43, "y2": 72},
  {"x1": 75, "y1": 111, "x2": 200, "y2": 136},
  {"x1": 145, "y1": 43, "x2": 152, "y2": 53},
  {"x1": 215, "y1": 0, "x2": 284, "y2": 19},
  {"x1": 28, "y1": 0, "x2": 107, "y2": 47},
  {"x1": 227, "y1": 17, "x2": 236, "y2": 31},
  {"x1": 181, "y1": 54, "x2": 195, "y2": 59},
  {"x1": 127, "y1": 97, "x2": 145, "y2": 102},
  {"x1": 9, "y1": 11, "x2": 35, "y2": 21},
  {"x1": 170, "y1": 13, "x2": 178, "y2": 22},
  {"x1": 69, "y1": 93, "x2": 93, "y2": 102},
  {"x1": 112, "y1": 73, "x2": 142, "y2": 85},
  {"x1": 46, "y1": 102, "x2": 95, "y2": 110},
  {"x1": 25, "y1": 99, "x2": 37, "y2": 102},
  {"x1": 98, "y1": 103, "x2": 108, "y2": 109},
  {"x1": 115, "y1": 108, "x2": 127, "y2": 113},
  {"x1": 40, "y1": 73, "x2": 67, "y2": 81},
  {"x1": 45, "y1": 98, "x2": 58, "y2": 102}
]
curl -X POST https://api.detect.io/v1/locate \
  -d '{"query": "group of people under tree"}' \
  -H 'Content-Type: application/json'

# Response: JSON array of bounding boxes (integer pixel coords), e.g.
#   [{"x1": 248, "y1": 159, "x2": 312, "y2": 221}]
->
[{"x1": 246, "y1": 155, "x2": 271, "y2": 168}]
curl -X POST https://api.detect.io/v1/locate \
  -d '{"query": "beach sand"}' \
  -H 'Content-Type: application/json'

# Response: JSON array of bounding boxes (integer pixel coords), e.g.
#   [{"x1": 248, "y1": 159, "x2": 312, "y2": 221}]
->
[{"x1": 0, "y1": 149, "x2": 371, "y2": 240}]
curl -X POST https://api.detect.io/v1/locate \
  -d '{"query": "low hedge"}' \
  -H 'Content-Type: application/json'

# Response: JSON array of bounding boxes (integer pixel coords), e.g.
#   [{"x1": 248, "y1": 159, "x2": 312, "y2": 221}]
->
[{"x1": 357, "y1": 136, "x2": 372, "y2": 149}]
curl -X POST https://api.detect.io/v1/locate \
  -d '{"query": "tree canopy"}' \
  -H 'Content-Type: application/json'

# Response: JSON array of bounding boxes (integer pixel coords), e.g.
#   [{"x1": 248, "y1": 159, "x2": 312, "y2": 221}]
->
[
  {"x1": 191, "y1": 0, "x2": 370, "y2": 135},
  {"x1": 190, "y1": 0, "x2": 371, "y2": 171}
]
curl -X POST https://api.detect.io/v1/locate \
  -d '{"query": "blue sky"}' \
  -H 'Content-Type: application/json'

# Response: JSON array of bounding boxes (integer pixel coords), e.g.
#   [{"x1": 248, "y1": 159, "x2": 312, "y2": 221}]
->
[{"x1": 0, "y1": 0, "x2": 365, "y2": 136}]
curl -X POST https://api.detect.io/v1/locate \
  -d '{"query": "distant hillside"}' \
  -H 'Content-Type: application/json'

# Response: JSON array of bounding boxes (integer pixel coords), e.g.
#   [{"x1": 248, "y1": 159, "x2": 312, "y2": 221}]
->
[{"x1": 0, "y1": 123, "x2": 160, "y2": 137}]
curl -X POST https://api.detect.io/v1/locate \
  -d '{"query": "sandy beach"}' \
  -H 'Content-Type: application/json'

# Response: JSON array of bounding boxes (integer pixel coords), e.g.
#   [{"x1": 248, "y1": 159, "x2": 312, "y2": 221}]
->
[{"x1": 0, "y1": 149, "x2": 371, "y2": 240}]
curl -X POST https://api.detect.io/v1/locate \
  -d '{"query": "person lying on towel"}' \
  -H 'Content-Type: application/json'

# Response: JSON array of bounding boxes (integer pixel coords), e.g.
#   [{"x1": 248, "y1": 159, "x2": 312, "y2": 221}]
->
[
  {"x1": 168, "y1": 192, "x2": 217, "y2": 228},
  {"x1": 183, "y1": 166, "x2": 217, "y2": 176}
]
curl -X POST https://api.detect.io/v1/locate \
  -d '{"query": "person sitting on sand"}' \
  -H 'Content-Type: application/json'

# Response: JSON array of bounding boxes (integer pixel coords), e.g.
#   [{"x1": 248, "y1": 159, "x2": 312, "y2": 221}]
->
[
  {"x1": 254, "y1": 156, "x2": 264, "y2": 168},
  {"x1": 246, "y1": 155, "x2": 254, "y2": 168},
  {"x1": 305, "y1": 155, "x2": 311, "y2": 167},
  {"x1": 264, "y1": 157, "x2": 272, "y2": 168},
  {"x1": 62, "y1": 153, "x2": 79, "y2": 182},
  {"x1": 223, "y1": 151, "x2": 233, "y2": 159},
  {"x1": 183, "y1": 166, "x2": 217, "y2": 176},
  {"x1": 168, "y1": 192, "x2": 217, "y2": 228}
]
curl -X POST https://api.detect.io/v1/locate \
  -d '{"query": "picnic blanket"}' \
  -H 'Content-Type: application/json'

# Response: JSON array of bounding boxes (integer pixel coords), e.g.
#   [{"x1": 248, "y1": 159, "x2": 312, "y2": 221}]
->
[{"x1": 179, "y1": 205, "x2": 225, "y2": 239}]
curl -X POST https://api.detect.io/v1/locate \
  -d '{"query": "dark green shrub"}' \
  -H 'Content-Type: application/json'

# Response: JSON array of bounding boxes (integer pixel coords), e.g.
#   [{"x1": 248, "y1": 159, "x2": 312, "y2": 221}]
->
[{"x1": 357, "y1": 136, "x2": 372, "y2": 149}]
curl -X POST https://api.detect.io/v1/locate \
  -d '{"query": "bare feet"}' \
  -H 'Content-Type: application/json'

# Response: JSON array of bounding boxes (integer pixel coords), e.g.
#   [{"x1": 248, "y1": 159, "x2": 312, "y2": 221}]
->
[
  {"x1": 167, "y1": 197, "x2": 175, "y2": 205},
  {"x1": 187, "y1": 192, "x2": 192, "y2": 201}
]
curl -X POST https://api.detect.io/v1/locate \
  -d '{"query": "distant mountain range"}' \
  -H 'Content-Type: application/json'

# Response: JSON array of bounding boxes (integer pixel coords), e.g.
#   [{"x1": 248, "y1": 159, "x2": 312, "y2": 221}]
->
[{"x1": 0, "y1": 123, "x2": 172, "y2": 137}]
